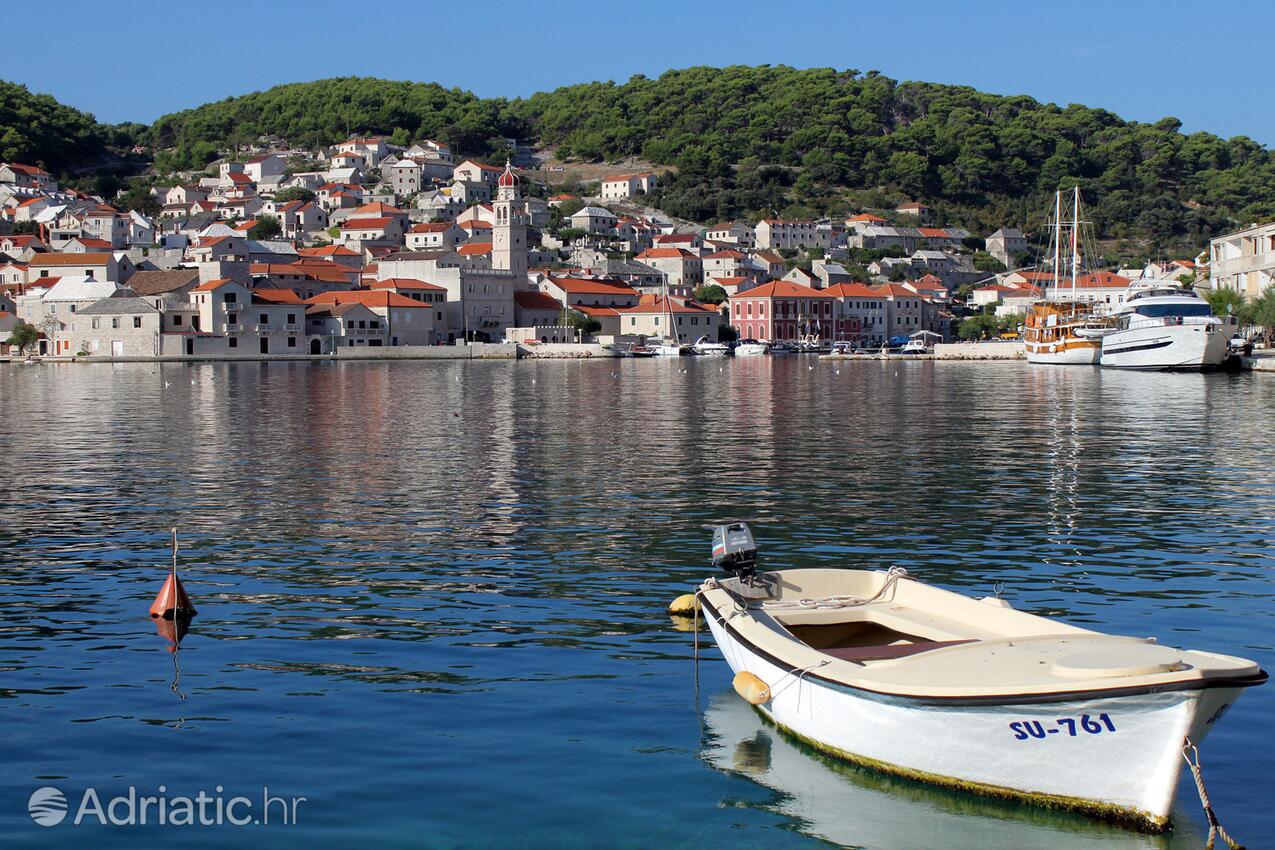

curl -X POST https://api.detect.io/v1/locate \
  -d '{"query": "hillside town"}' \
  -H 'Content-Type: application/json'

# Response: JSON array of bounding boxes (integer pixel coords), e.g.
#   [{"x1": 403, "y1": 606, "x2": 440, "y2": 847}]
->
[{"x1": 0, "y1": 137, "x2": 1253, "y2": 359}]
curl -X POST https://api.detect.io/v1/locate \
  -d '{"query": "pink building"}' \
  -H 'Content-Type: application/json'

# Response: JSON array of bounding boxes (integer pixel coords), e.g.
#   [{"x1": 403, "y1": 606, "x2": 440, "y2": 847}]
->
[{"x1": 727, "y1": 280, "x2": 835, "y2": 342}]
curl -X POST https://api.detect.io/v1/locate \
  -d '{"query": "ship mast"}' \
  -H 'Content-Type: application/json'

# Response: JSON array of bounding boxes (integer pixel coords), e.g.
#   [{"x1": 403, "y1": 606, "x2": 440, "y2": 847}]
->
[
  {"x1": 1051, "y1": 190, "x2": 1062, "y2": 301},
  {"x1": 1070, "y1": 185, "x2": 1080, "y2": 301}
]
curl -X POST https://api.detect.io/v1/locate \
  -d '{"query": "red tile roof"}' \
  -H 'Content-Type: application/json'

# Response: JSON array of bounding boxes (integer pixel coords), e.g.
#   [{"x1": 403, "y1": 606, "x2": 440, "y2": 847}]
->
[
  {"x1": 734, "y1": 280, "x2": 833, "y2": 299},
  {"x1": 298, "y1": 245, "x2": 360, "y2": 257},
  {"x1": 371, "y1": 277, "x2": 446, "y2": 292},
  {"x1": 191, "y1": 278, "x2": 240, "y2": 292},
  {"x1": 637, "y1": 247, "x2": 696, "y2": 260},
  {"x1": 626, "y1": 294, "x2": 718, "y2": 314},
  {"x1": 29, "y1": 252, "x2": 112, "y2": 266},
  {"x1": 252, "y1": 288, "x2": 305, "y2": 304},
  {"x1": 351, "y1": 202, "x2": 404, "y2": 216},
  {"x1": 823, "y1": 282, "x2": 883, "y2": 299},
  {"x1": 457, "y1": 242, "x2": 492, "y2": 256},
  {"x1": 514, "y1": 290, "x2": 563, "y2": 311},
  {"x1": 341, "y1": 217, "x2": 393, "y2": 230},
  {"x1": 305, "y1": 289, "x2": 428, "y2": 309},
  {"x1": 548, "y1": 277, "x2": 638, "y2": 296}
]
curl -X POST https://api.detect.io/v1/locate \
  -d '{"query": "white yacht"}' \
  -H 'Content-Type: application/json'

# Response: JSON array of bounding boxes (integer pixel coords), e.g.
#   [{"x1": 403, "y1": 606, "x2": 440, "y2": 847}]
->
[
  {"x1": 1100, "y1": 281, "x2": 1233, "y2": 370},
  {"x1": 734, "y1": 339, "x2": 768, "y2": 356},
  {"x1": 692, "y1": 335, "x2": 730, "y2": 355}
]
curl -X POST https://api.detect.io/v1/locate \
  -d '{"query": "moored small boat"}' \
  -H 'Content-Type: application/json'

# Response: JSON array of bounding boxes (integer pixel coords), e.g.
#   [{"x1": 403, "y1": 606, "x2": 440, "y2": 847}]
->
[
  {"x1": 627, "y1": 344, "x2": 658, "y2": 358},
  {"x1": 692, "y1": 524, "x2": 1265, "y2": 831},
  {"x1": 734, "y1": 339, "x2": 768, "y2": 356},
  {"x1": 692, "y1": 335, "x2": 731, "y2": 355}
]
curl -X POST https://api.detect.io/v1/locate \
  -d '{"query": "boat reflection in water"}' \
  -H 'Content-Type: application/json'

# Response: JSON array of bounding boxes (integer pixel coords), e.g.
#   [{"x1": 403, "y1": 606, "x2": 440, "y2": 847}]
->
[{"x1": 700, "y1": 691, "x2": 1202, "y2": 850}]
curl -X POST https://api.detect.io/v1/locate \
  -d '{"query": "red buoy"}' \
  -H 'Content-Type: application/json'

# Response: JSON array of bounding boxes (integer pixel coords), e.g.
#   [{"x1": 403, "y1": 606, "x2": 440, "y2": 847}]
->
[
  {"x1": 149, "y1": 571, "x2": 196, "y2": 620},
  {"x1": 150, "y1": 528, "x2": 196, "y2": 620}
]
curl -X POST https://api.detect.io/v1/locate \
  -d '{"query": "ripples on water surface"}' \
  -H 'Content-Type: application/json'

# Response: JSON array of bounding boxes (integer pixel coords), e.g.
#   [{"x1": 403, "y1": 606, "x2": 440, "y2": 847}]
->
[{"x1": 0, "y1": 359, "x2": 1271, "y2": 849}]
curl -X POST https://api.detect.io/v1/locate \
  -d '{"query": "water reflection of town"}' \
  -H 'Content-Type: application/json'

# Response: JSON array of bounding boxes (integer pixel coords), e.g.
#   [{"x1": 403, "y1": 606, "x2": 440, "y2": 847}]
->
[{"x1": 5, "y1": 360, "x2": 1273, "y2": 657}]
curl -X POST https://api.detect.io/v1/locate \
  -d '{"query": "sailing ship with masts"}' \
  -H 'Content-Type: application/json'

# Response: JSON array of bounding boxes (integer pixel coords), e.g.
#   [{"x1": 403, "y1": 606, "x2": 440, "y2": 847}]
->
[{"x1": 1023, "y1": 188, "x2": 1111, "y2": 365}]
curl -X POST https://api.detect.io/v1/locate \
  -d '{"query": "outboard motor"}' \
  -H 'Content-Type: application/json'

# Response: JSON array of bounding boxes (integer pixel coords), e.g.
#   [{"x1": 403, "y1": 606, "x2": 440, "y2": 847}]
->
[{"x1": 712, "y1": 522, "x2": 758, "y2": 581}]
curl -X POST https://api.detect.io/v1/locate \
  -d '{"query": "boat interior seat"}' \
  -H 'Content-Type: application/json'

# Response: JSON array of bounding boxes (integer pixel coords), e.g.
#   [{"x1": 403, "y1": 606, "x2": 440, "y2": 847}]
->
[
  {"x1": 819, "y1": 639, "x2": 976, "y2": 664},
  {"x1": 772, "y1": 603, "x2": 1006, "y2": 645}
]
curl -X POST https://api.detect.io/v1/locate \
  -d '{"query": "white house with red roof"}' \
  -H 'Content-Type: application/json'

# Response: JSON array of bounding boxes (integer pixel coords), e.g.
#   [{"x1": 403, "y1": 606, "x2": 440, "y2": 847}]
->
[
  {"x1": 895, "y1": 201, "x2": 934, "y2": 223},
  {"x1": 573, "y1": 294, "x2": 719, "y2": 342},
  {"x1": 635, "y1": 247, "x2": 703, "y2": 293},
  {"x1": 704, "y1": 221, "x2": 753, "y2": 247},
  {"x1": 824, "y1": 282, "x2": 885, "y2": 346},
  {"x1": 652, "y1": 232, "x2": 699, "y2": 251},
  {"x1": 405, "y1": 221, "x2": 464, "y2": 251},
  {"x1": 453, "y1": 160, "x2": 504, "y2": 186},
  {"x1": 539, "y1": 275, "x2": 640, "y2": 308},
  {"x1": 0, "y1": 163, "x2": 56, "y2": 192},
  {"x1": 702, "y1": 249, "x2": 752, "y2": 281},
  {"x1": 336, "y1": 138, "x2": 389, "y2": 166},
  {"x1": 600, "y1": 172, "x2": 657, "y2": 199},
  {"x1": 305, "y1": 289, "x2": 437, "y2": 347},
  {"x1": 754, "y1": 219, "x2": 828, "y2": 251},
  {"x1": 244, "y1": 154, "x2": 285, "y2": 183}
]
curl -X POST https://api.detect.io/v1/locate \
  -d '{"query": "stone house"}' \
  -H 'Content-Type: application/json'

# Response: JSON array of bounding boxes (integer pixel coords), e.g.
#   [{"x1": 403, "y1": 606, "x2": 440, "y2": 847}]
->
[{"x1": 68, "y1": 290, "x2": 162, "y2": 357}]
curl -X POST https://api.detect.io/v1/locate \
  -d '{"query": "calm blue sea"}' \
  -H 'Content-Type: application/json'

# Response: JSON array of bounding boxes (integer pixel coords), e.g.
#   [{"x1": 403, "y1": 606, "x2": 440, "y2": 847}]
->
[{"x1": 0, "y1": 358, "x2": 1270, "y2": 849}]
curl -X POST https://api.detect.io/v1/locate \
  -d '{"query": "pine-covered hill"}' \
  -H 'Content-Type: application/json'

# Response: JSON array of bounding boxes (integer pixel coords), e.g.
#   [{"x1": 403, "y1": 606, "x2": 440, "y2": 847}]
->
[
  {"x1": 10, "y1": 68, "x2": 1275, "y2": 252},
  {"x1": 0, "y1": 81, "x2": 118, "y2": 173},
  {"x1": 515, "y1": 66, "x2": 1275, "y2": 250},
  {"x1": 147, "y1": 77, "x2": 522, "y2": 173}
]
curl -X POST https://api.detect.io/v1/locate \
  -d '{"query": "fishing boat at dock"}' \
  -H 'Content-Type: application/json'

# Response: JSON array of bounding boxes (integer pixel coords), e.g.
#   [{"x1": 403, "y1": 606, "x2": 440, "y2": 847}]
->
[
  {"x1": 692, "y1": 523, "x2": 1266, "y2": 831},
  {"x1": 1024, "y1": 188, "x2": 1112, "y2": 365}
]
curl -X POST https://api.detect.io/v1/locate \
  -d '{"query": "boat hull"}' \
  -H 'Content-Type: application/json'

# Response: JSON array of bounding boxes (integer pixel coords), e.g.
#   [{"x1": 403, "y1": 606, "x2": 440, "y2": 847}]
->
[
  {"x1": 703, "y1": 605, "x2": 1241, "y2": 830},
  {"x1": 1100, "y1": 324, "x2": 1228, "y2": 370},
  {"x1": 734, "y1": 344, "x2": 768, "y2": 356},
  {"x1": 1025, "y1": 338, "x2": 1101, "y2": 365}
]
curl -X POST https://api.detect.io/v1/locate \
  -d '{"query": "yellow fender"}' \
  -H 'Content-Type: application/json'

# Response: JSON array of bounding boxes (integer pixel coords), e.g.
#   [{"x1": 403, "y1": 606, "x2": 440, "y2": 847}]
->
[
  {"x1": 733, "y1": 671, "x2": 771, "y2": 705},
  {"x1": 667, "y1": 593, "x2": 700, "y2": 617}
]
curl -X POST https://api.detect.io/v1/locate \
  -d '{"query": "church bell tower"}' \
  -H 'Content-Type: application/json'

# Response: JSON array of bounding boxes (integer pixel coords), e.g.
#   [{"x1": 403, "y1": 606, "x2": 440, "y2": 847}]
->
[{"x1": 492, "y1": 160, "x2": 526, "y2": 277}]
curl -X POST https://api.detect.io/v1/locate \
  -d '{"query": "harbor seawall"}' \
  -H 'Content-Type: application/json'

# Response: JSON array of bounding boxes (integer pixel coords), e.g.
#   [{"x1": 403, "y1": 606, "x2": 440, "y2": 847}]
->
[
  {"x1": 933, "y1": 342, "x2": 1024, "y2": 360},
  {"x1": 3, "y1": 343, "x2": 518, "y2": 364}
]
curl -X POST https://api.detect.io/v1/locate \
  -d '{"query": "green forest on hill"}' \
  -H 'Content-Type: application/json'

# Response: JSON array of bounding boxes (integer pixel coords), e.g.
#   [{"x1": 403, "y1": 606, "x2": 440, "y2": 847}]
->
[{"x1": 5, "y1": 68, "x2": 1275, "y2": 252}]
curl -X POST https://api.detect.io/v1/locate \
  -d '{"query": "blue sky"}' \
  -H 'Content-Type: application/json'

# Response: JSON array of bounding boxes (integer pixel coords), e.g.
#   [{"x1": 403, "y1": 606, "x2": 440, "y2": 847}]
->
[{"x1": 7, "y1": 0, "x2": 1274, "y2": 144}]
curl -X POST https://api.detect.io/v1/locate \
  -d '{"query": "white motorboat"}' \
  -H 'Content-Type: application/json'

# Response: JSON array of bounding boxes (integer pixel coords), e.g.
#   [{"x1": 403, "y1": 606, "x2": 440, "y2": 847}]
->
[
  {"x1": 652, "y1": 340, "x2": 689, "y2": 356},
  {"x1": 734, "y1": 339, "x2": 768, "y2": 356},
  {"x1": 692, "y1": 335, "x2": 730, "y2": 355},
  {"x1": 693, "y1": 524, "x2": 1265, "y2": 831},
  {"x1": 1100, "y1": 281, "x2": 1234, "y2": 370}
]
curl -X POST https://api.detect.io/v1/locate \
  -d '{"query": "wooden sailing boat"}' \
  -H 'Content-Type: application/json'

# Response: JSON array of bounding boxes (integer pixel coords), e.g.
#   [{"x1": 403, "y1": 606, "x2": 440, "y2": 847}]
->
[{"x1": 1023, "y1": 188, "x2": 1111, "y2": 365}]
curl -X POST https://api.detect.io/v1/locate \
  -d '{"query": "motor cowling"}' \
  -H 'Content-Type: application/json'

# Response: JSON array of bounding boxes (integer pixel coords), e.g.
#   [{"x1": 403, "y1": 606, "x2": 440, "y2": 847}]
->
[{"x1": 712, "y1": 522, "x2": 757, "y2": 578}]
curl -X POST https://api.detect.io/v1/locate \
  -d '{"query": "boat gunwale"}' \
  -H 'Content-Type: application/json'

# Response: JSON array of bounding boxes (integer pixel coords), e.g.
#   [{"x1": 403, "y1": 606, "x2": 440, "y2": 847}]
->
[{"x1": 698, "y1": 591, "x2": 1269, "y2": 706}]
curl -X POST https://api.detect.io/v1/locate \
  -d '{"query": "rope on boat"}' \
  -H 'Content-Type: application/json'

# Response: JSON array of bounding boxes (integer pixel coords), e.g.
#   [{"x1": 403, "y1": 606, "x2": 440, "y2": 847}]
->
[
  {"x1": 756, "y1": 567, "x2": 910, "y2": 611},
  {"x1": 1183, "y1": 738, "x2": 1244, "y2": 850}
]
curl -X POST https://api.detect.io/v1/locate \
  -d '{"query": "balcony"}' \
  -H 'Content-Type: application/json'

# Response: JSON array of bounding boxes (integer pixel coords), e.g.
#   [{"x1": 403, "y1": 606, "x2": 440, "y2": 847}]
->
[
  {"x1": 255, "y1": 323, "x2": 278, "y2": 332},
  {"x1": 224, "y1": 323, "x2": 243, "y2": 333},
  {"x1": 284, "y1": 323, "x2": 302, "y2": 332}
]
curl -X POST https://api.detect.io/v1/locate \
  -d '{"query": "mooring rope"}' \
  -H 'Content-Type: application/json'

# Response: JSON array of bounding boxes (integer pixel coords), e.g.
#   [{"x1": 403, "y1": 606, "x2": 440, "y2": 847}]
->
[
  {"x1": 1183, "y1": 738, "x2": 1244, "y2": 850},
  {"x1": 757, "y1": 566, "x2": 910, "y2": 611}
]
